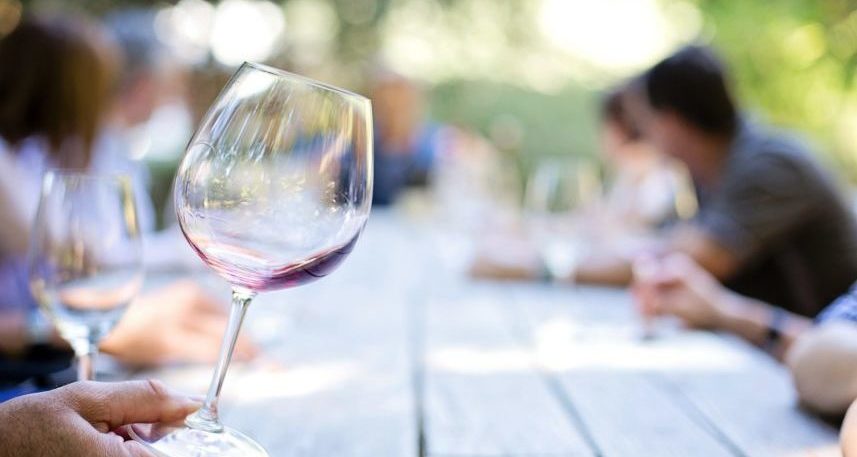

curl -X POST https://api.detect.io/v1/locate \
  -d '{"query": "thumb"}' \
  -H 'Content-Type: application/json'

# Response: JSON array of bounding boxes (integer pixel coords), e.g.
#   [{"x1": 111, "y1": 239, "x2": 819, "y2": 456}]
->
[{"x1": 64, "y1": 380, "x2": 201, "y2": 430}]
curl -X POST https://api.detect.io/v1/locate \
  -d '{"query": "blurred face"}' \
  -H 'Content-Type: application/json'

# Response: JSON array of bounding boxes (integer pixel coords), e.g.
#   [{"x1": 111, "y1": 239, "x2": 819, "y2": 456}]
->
[
  {"x1": 599, "y1": 120, "x2": 633, "y2": 167},
  {"x1": 371, "y1": 78, "x2": 423, "y2": 154},
  {"x1": 644, "y1": 110, "x2": 696, "y2": 166}
]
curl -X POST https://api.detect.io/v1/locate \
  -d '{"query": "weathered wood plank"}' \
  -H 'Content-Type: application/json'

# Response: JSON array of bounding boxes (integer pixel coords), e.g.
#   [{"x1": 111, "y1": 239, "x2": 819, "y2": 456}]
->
[
  {"x1": 662, "y1": 336, "x2": 842, "y2": 457},
  {"x1": 422, "y1": 283, "x2": 595, "y2": 456},
  {"x1": 504, "y1": 284, "x2": 740, "y2": 457},
  {"x1": 509, "y1": 284, "x2": 840, "y2": 457}
]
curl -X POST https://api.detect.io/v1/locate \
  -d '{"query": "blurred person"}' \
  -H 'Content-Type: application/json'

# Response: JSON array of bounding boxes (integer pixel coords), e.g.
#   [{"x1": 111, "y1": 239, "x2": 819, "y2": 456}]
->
[
  {"x1": 478, "y1": 45, "x2": 857, "y2": 321},
  {"x1": 0, "y1": 15, "x2": 254, "y2": 393},
  {"x1": 0, "y1": 379, "x2": 200, "y2": 456},
  {"x1": 600, "y1": 82, "x2": 697, "y2": 231},
  {"x1": 96, "y1": 8, "x2": 166, "y2": 233},
  {"x1": 470, "y1": 82, "x2": 694, "y2": 280},
  {"x1": 635, "y1": 253, "x2": 857, "y2": 415},
  {"x1": 371, "y1": 72, "x2": 447, "y2": 205}
]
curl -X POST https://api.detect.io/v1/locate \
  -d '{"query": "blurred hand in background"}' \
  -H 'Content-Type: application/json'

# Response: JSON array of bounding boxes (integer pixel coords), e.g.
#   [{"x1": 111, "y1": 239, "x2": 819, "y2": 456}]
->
[{"x1": 102, "y1": 280, "x2": 258, "y2": 367}]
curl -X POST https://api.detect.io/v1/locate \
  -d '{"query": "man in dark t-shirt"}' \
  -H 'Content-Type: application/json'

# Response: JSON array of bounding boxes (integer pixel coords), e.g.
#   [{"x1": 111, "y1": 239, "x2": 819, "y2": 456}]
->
[
  {"x1": 694, "y1": 120, "x2": 857, "y2": 317},
  {"x1": 572, "y1": 45, "x2": 857, "y2": 320},
  {"x1": 472, "y1": 45, "x2": 857, "y2": 322}
]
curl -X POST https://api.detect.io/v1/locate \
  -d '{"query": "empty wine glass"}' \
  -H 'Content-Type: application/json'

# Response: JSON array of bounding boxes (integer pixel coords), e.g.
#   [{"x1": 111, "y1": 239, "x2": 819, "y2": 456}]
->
[
  {"x1": 130, "y1": 62, "x2": 373, "y2": 457},
  {"x1": 525, "y1": 158, "x2": 600, "y2": 283},
  {"x1": 28, "y1": 171, "x2": 143, "y2": 381}
]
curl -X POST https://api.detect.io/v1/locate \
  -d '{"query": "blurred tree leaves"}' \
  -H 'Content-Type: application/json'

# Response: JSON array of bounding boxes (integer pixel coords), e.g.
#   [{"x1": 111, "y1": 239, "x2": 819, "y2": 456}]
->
[
  {"x1": 697, "y1": 0, "x2": 857, "y2": 176},
  {"x1": 17, "y1": 0, "x2": 857, "y2": 179}
]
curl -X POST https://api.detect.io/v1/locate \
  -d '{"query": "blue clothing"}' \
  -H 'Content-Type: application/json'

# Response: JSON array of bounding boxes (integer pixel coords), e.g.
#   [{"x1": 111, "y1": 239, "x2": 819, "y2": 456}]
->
[
  {"x1": 372, "y1": 124, "x2": 442, "y2": 206},
  {"x1": 817, "y1": 282, "x2": 857, "y2": 324}
]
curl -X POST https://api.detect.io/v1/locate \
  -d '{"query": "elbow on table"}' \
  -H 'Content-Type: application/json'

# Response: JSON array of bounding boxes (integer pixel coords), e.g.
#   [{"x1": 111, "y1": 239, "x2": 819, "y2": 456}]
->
[{"x1": 786, "y1": 322, "x2": 857, "y2": 416}]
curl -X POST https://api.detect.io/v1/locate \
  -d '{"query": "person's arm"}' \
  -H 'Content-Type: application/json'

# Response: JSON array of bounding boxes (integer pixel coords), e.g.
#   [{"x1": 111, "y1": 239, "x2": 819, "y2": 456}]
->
[
  {"x1": 844, "y1": 399, "x2": 857, "y2": 456},
  {"x1": 714, "y1": 290, "x2": 812, "y2": 358},
  {"x1": 636, "y1": 253, "x2": 812, "y2": 358},
  {"x1": 786, "y1": 322, "x2": 857, "y2": 415},
  {"x1": 573, "y1": 253, "x2": 634, "y2": 286},
  {"x1": 0, "y1": 380, "x2": 200, "y2": 457},
  {"x1": 573, "y1": 223, "x2": 739, "y2": 287}
]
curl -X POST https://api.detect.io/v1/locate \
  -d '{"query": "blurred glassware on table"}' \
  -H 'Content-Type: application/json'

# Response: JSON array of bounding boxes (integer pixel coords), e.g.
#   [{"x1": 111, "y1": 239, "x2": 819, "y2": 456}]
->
[
  {"x1": 524, "y1": 157, "x2": 601, "y2": 283},
  {"x1": 428, "y1": 128, "x2": 516, "y2": 274},
  {"x1": 130, "y1": 62, "x2": 373, "y2": 457},
  {"x1": 28, "y1": 172, "x2": 143, "y2": 381}
]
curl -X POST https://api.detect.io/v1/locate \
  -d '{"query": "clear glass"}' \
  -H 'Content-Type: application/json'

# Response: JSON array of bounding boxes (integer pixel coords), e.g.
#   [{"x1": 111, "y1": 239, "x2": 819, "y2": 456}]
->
[
  {"x1": 524, "y1": 158, "x2": 600, "y2": 282},
  {"x1": 131, "y1": 62, "x2": 373, "y2": 457},
  {"x1": 28, "y1": 171, "x2": 143, "y2": 381}
]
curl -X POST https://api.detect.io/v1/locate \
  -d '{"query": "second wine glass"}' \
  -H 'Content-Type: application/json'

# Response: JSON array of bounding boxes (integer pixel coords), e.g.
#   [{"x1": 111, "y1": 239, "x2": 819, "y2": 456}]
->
[{"x1": 28, "y1": 171, "x2": 143, "y2": 381}]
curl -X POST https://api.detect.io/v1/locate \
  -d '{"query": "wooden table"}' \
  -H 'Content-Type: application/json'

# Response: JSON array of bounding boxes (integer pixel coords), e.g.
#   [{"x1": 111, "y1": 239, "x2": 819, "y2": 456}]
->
[{"x1": 143, "y1": 210, "x2": 842, "y2": 457}]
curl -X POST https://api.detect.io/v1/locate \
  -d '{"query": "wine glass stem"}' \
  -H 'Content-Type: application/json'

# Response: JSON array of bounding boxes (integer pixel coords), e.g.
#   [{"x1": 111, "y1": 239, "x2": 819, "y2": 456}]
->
[
  {"x1": 74, "y1": 339, "x2": 97, "y2": 381},
  {"x1": 185, "y1": 287, "x2": 255, "y2": 433}
]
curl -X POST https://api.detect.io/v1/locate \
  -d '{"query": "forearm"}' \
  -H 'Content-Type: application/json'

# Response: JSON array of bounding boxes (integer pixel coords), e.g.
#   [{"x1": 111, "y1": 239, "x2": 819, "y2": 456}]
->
[
  {"x1": 574, "y1": 254, "x2": 633, "y2": 286},
  {"x1": 717, "y1": 292, "x2": 812, "y2": 359}
]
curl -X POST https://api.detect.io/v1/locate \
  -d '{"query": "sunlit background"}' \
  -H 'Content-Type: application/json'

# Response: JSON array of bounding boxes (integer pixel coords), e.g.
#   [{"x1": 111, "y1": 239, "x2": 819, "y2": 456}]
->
[{"x1": 7, "y1": 0, "x2": 857, "y2": 218}]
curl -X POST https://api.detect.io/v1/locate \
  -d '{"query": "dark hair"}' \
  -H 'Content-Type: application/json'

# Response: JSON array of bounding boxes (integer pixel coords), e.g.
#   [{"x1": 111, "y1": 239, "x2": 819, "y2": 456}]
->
[
  {"x1": 0, "y1": 16, "x2": 117, "y2": 168},
  {"x1": 601, "y1": 85, "x2": 641, "y2": 141},
  {"x1": 644, "y1": 45, "x2": 738, "y2": 136}
]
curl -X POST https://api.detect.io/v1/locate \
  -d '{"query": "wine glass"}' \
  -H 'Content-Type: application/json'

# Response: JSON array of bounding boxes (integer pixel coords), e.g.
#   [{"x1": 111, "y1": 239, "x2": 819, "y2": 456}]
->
[
  {"x1": 525, "y1": 158, "x2": 600, "y2": 283},
  {"x1": 28, "y1": 171, "x2": 144, "y2": 381},
  {"x1": 130, "y1": 62, "x2": 373, "y2": 457}
]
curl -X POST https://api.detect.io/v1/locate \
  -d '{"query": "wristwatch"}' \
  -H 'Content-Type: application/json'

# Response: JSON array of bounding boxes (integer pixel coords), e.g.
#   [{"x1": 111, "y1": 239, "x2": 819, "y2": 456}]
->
[
  {"x1": 763, "y1": 308, "x2": 786, "y2": 353},
  {"x1": 25, "y1": 310, "x2": 54, "y2": 346}
]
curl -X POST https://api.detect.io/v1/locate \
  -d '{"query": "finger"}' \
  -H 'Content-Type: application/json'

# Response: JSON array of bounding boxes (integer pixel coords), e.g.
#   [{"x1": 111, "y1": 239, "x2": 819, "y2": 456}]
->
[
  {"x1": 95, "y1": 432, "x2": 157, "y2": 457},
  {"x1": 122, "y1": 439, "x2": 158, "y2": 457},
  {"x1": 631, "y1": 253, "x2": 659, "y2": 282},
  {"x1": 68, "y1": 380, "x2": 201, "y2": 428},
  {"x1": 630, "y1": 283, "x2": 656, "y2": 316},
  {"x1": 658, "y1": 290, "x2": 697, "y2": 324}
]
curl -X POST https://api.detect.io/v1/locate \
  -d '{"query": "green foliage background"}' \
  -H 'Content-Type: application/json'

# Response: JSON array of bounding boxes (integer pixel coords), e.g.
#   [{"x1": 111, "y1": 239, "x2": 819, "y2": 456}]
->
[{"x1": 21, "y1": 0, "x2": 857, "y2": 179}]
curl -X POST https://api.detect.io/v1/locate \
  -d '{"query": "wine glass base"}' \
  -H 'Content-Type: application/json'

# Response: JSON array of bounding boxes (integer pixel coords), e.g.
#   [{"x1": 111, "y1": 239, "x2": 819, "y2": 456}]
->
[{"x1": 129, "y1": 422, "x2": 269, "y2": 457}]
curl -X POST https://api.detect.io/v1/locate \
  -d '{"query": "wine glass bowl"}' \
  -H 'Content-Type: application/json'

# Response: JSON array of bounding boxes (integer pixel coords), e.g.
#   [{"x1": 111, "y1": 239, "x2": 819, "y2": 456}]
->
[
  {"x1": 132, "y1": 62, "x2": 373, "y2": 457},
  {"x1": 176, "y1": 64, "x2": 371, "y2": 292}
]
